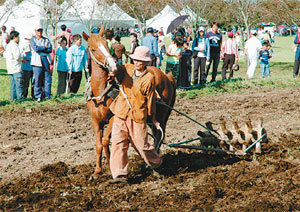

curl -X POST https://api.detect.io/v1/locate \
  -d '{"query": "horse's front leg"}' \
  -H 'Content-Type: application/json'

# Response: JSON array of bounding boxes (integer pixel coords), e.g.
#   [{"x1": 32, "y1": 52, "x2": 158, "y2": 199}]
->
[
  {"x1": 102, "y1": 117, "x2": 113, "y2": 169},
  {"x1": 90, "y1": 118, "x2": 103, "y2": 179}
]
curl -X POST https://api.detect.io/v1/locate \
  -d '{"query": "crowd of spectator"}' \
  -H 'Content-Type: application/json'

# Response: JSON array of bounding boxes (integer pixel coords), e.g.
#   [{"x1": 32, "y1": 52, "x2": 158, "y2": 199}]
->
[{"x1": 0, "y1": 21, "x2": 286, "y2": 102}]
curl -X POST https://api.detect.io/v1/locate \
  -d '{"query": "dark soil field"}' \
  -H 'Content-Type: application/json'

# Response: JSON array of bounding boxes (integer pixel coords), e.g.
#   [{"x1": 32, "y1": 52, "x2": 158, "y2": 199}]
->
[{"x1": 0, "y1": 87, "x2": 300, "y2": 211}]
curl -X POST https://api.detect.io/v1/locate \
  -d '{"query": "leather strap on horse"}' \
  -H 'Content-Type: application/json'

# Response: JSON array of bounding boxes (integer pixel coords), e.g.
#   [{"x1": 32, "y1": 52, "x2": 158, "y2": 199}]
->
[{"x1": 87, "y1": 47, "x2": 115, "y2": 102}]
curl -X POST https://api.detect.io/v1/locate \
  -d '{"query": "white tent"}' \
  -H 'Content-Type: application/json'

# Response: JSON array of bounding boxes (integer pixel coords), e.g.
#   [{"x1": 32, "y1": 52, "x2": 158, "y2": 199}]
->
[
  {"x1": 58, "y1": 1, "x2": 137, "y2": 46},
  {"x1": 146, "y1": 5, "x2": 179, "y2": 35},
  {"x1": 62, "y1": 1, "x2": 136, "y2": 27},
  {"x1": 4, "y1": 0, "x2": 43, "y2": 42},
  {"x1": 180, "y1": 6, "x2": 206, "y2": 25},
  {"x1": 106, "y1": 3, "x2": 136, "y2": 26}
]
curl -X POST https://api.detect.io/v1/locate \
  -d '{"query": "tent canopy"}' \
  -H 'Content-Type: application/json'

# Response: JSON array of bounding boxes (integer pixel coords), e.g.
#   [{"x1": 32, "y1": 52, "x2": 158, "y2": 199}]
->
[
  {"x1": 146, "y1": 5, "x2": 179, "y2": 35},
  {"x1": 180, "y1": 6, "x2": 206, "y2": 25}
]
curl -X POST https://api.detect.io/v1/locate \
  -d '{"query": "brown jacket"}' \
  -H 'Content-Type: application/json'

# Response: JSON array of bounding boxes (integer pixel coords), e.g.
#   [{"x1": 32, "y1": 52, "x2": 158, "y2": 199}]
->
[{"x1": 110, "y1": 64, "x2": 156, "y2": 123}]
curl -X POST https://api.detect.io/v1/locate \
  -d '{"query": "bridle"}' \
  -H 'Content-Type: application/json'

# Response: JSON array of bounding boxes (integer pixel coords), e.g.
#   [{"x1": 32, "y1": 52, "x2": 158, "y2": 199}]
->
[
  {"x1": 88, "y1": 47, "x2": 114, "y2": 72},
  {"x1": 87, "y1": 40, "x2": 117, "y2": 102}
]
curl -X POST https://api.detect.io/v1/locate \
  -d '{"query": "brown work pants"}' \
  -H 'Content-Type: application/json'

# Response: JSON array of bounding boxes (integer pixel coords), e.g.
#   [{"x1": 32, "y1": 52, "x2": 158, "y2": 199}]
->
[
  {"x1": 221, "y1": 54, "x2": 235, "y2": 79},
  {"x1": 110, "y1": 116, "x2": 162, "y2": 179}
]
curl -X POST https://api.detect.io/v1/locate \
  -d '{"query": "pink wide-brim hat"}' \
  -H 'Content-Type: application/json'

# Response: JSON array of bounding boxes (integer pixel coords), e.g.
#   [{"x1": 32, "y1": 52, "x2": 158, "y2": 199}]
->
[{"x1": 129, "y1": 46, "x2": 152, "y2": 62}]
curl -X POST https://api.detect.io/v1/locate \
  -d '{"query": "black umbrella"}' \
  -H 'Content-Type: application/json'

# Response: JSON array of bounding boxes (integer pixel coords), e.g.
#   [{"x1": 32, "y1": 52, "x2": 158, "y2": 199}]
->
[{"x1": 167, "y1": 15, "x2": 189, "y2": 34}]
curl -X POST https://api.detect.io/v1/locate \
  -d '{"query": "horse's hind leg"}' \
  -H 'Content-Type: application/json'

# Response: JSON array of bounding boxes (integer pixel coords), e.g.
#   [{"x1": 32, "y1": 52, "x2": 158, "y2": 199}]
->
[
  {"x1": 91, "y1": 118, "x2": 104, "y2": 179},
  {"x1": 102, "y1": 117, "x2": 113, "y2": 169}
]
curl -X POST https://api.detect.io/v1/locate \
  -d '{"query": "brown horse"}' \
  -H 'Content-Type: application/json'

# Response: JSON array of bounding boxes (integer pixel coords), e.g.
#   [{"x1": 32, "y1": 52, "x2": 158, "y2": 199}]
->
[{"x1": 82, "y1": 26, "x2": 176, "y2": 179}]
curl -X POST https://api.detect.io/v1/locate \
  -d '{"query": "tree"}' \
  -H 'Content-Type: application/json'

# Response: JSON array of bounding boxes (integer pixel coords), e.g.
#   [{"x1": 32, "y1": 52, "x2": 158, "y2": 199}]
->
[
  {"x1": 108, "y1": 0, "x2": 166, "y2": 35},
  {"x1": 261, "y1": 0, "x2": 300, "y2": 27},
  {"x1": 227, "y1": 0, "x2": 264, "y2": 39},
  {"x1": 0, "y1": 0, "x2": 17, "y2": 26},
  {"x1": 29, "y1": 0, "x2": 76, "y2": 36}
]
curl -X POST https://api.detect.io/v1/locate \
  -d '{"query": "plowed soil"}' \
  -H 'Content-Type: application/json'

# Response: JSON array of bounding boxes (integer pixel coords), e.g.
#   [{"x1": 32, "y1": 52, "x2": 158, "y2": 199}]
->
[{"x1": 1, "y1": 87, "x2": 300, "y2": 211}]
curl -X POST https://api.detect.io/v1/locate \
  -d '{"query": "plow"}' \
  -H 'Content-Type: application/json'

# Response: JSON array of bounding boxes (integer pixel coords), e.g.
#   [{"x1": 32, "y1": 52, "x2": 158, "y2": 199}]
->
[{"x1": 153, "y1": 101, "x2": 268, "y2": 156}]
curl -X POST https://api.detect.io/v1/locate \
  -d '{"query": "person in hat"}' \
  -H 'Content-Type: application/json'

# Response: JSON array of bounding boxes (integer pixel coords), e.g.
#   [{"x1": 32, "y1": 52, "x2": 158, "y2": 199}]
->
[
  {"x1": 220, "y1": 31, "x2": 238, "y2": 80},
  {"x1": 30, "y1": 24, "x2": 52, "y2": 102},
  {"x1": 244, "y1": 30, "x2": 262, "y2": 79},
  {"x1": 109, "y1": 46, "x2": 162, "y2": 184},
  {"x1": 192, "y1": 26, "x2": 210, "y2": 86},
  {"x1": 141, "y1": 27, "x2": 160, "y2": 67},
  {"x1": 21, "y1": 33, "x2": 34, "y2": 98}
]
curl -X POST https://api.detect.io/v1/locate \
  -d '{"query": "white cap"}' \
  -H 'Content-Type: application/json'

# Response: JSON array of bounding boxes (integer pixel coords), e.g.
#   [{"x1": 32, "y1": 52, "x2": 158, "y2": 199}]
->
[
  {"x1": 198, "y1": 26, "x2": 205, "y2": 32},
  {"x1": 250, "y1": 30, "x2": 257, "y2": 35},
  {"x1": 35, "y1": 24, "x2": 43, "y2": 30}
]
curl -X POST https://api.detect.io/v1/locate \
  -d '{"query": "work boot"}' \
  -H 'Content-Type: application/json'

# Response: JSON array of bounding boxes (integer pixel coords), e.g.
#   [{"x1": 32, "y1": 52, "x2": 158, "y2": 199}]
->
[{"x1": 109, "y1": 175, "x2": 128, "y2": 184}]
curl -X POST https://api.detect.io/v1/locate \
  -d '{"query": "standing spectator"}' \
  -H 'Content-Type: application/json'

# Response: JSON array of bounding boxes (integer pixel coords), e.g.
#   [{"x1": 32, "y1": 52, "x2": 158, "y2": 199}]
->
[
  {"x1": 6, "y1": 31, "x2": 24, "y2": 101},
  {"x1": 141, "y1": 27, "x2": 160, "y2": 67},
  {"x1": 293, "y1": 27, "x2": 300, "y2": 77},
  {"x1": 30, "y1": 25, "x2": 52, "y2": 102},
  {"x1": 179, "y1": 41, "x2": 193, "y2": 89},
  {"x1": 104, "y1": 29, "x2": 114, "y2": 55},
  {"x1": 0, "y1": 31, "x2": 4, "y2": 56},
  {"x1": 22, "y1": 33, "x2": 34, "y2": 98},
  {"x1": 165, "y1": 37, "x2": 183, "y2": 82},
  {"x1": 157, "y1": 39, "x2": 166, "y2": 68},
  {"x1": 1, "y1": 26, "x2": 8, "y2": 50},
  {"x1": 221, "y1": 31, "x2": 238, "y2": 80},
  {"x1": 235, "y1": 32, "x2": 242, "y2": 51},
  {"x1": 112, "y1": 35, "x2": 128, "y2": 65},
  {"x1": 261, "y1": 30, "x2": 271, "y2": 44},
  {"x1": 205, "y1": 22, "x2": 222, "y2": 83},
  {"x1": 192, "y1": 27, "x2": 210, "y2": 85},
  {"x1": 244, "y1": 30, "x2": 262, "y2": 79},
  {"x1": 129, "y1": 33, "x2": 139, "y2": 64},
  {"x1": 50, "y1": 24, "x2": 73, "y2": 47},
  {"x1": 56, "y1": 37, "x2": 69, "y2": 96},
  {"x1": 259, "y1": 42, "x2": 272, "y2": 78},
  {"x1": 66, "y1": 34, "x2": 88, "y2": 94}
]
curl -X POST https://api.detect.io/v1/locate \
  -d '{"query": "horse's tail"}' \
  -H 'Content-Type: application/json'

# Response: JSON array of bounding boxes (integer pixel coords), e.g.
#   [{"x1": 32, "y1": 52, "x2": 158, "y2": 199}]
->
[{"x1": 165, "y1": 71, "x2": 176, "y2": 110}]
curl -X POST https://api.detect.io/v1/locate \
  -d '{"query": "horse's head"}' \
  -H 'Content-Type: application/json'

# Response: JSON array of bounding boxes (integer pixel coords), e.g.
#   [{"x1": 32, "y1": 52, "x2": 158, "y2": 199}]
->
[{"x1": 82, "y1": 25, "x2": 117, "y2": 74}]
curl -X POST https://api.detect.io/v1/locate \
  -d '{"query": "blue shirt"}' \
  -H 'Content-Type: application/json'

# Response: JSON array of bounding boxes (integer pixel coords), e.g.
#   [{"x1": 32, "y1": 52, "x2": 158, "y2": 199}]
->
[
  {"x1": 141, "y1": 34, "x2": 159, "y2": 57},
  {"x1": 56, "y1": 46, "x2": 68, "y2": 72},
  {"x1": 66, "y1": 45, "x2": 88, "y2": 72},
  {"x1": 22, "y1": 51, "x2": 33, "y2": 71},
  {"x1": 259, "y1": 49, "x2": 270, "y2": 64}
]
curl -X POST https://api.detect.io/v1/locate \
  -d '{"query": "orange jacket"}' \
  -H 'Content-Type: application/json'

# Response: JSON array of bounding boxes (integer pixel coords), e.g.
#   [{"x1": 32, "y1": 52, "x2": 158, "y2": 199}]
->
[{"x1": 110, "y1": 64, "x2": 156, "y2": 123}]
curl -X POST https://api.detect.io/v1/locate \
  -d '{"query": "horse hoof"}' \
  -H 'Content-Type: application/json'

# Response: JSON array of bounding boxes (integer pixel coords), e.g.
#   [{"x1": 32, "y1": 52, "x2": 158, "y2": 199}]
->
[{"x1": 89, "y1": 173, "x2": 102, "y2": 181}]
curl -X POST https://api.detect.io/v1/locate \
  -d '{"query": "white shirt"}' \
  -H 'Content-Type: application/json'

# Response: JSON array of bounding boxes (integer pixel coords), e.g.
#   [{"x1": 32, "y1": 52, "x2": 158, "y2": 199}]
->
[
  {"x1": 5, "y1": 40, "x2": 22, "y2": 74},
  {"x1": 245, "y1": 36, "x2": 262, "y2": 59},
  {"x1": 197, "y1": 38, "x2": 205, "y2": 57}
]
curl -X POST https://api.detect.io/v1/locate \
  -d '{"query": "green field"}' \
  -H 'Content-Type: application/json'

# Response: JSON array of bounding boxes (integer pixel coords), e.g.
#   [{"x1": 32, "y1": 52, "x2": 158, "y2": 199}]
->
[{"x1": 0, "y1": 36, "x2": 299, "y2": 110}]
